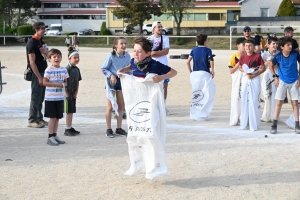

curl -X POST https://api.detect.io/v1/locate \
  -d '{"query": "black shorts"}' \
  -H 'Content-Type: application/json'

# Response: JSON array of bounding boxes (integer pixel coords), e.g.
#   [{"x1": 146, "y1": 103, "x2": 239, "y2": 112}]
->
[
  {"x1": 107, "y1": 77, "x2": 122, "y2": 91},
  {"x1": 67, "y1": 44, "x2": 70, "y2": 47},
  {"x1": 44, "y1": 100, "x2": 64, "y2": 119},
  {"x1": 66, "y1": 98, "x2": 76, "y2": 113}
]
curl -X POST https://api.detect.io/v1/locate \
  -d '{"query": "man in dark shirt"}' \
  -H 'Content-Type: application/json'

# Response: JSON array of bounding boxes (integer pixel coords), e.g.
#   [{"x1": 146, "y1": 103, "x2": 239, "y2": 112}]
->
[
  {"x1": 237, "y1": 26, "x2": 261, "y2": 54},
  {"x1": 283, "y1": 26, "x2": 299, "y2": 52},
  {"x1": 26, "y1": 22, "x2": 49, "y2": 128}
]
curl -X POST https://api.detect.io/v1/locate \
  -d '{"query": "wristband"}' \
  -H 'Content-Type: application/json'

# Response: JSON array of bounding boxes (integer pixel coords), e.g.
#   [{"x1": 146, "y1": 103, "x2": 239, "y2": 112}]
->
[{"x1": 272, "y1": 74, "x2": 279, "y2": 78}]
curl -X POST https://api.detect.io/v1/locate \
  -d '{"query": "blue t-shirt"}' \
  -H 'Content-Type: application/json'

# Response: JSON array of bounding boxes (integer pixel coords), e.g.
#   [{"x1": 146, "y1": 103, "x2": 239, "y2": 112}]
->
[
  {"x1": 189, "y1": 46, "x2": 212, "y2": 73},
  {"x1": 130, "y1": 58, "x2": 171, "y2": 77},
  {"x1": 272, "y1": 50, "x2": 300, "y2": 84}
]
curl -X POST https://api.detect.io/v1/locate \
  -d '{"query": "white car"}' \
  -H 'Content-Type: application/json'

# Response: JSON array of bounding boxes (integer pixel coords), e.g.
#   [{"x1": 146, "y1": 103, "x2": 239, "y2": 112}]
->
[
  {"x1": 123, "y1": 24, "x2": 140, "y2": 34},
  {"x1": 142, "y1": 23, "x2": 173, "y2": 35}
]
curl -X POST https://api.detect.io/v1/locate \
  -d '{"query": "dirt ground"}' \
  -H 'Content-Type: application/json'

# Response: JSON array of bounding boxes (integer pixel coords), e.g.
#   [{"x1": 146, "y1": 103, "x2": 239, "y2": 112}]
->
[{"x1": 1, "y1": 46, "x2": 300, "y2": 200}]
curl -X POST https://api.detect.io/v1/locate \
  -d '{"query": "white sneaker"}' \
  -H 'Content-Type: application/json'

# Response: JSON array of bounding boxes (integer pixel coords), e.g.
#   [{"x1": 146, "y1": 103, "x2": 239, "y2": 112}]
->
[
  {"x1": 166, "y1": 108, "x2": 171, "y2": 116},
  {"x1": 47, "y1": 136, "x2": 59, "y2": 146}
]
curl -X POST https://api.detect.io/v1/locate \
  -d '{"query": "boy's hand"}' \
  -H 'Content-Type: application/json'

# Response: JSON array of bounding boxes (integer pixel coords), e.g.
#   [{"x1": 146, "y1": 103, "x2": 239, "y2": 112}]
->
[
  {"x1": 274, "y1": 77, "x2": 279, "y2": 87},
  {"x1": 247, "y1": 74, "x2": 255, "y2": 79},
  {"x1": 110, "y1": 75, "x2": 117, "y2": 86},
  {"x1": 211, "y1": 71, "x2": 215, "y2": 78},
  {"x1": 73, "y1": 93, "x2": 77, "y2": 99},
  {"x1": 152, "y1": 75, "x2": 163, "y2": 83}
]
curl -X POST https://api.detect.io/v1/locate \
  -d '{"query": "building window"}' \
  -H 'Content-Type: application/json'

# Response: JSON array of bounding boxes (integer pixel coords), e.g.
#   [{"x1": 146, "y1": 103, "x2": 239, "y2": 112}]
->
[
  {"x1": 44, "y1": 3, "x2": 68, "y2": 8},
  {"x1": 194, "y1": 14, "x2": 206, "y2": 21},
  {"x1": 63, "y1": 15, "x2": 89, "y2": 19},
  {"x1": 92, "y1": 15, "x2": 106, "y2": 20},
  {"x1": 153, "y1": 14, "x2": 171, "y2": 21},
  {"x1": 72, "y1": 3, "x2": 97, "y2": 8},
  {"x1": 39, "y1": 15, "x2": 61, "y2": 19},
  {"x1": 208, "y1": 13, "x2": 221, "y2": 20},
  {"x1": 99, "y1": 3, "x2": 109, "y2": 8},
  {"x1": 113, "y1": 15, "x2": 122, "y2": 20},
  {"x1": 261, "y1": 8, "x2": 269, "y2": 17}
]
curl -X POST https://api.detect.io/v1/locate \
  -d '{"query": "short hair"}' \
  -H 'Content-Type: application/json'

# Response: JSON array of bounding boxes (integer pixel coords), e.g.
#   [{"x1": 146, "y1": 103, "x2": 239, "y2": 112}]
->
[
  {"x1": 244, "y1": 38, "x2": 255, "y2": 45},
  {"x1": 284, "y1": 26, "x2": 294, "y2": 34},
  {"x1": 134, "y1": 36, "x2": 153, "y2": 53},
  {"x1": 267, "y1": 36, "x2": 278, "y2": 44},
  {"x1": 32, "y1": 22, "x2": 45, "y2": 31},
  {"x1": 196, "y1": 34, "x2": 207, "y2": 45},
  {"x1": 48, "y1": 48, "x2": 62, "y2": 58},
  {"x1": 279, "y1": 36, "x2": 292, "y2": 47}
]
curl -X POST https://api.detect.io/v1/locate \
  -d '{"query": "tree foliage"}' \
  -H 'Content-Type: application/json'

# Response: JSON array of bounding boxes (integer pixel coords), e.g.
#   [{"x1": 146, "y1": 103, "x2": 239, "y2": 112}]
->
[
  {"x1": 17, "y1": 24, "x2": 33, "y2": 35},
  {"x1": 113, "y1": 0, "x2": 163, "y2": 34},
  {"x1": 160, "y1": 0, "x2": 195, "y2": 36},
  {"x1": 0, "y1": 0, "x2": 39, "y2": 31},
  {"x1": 100, "y1": 22, "x2": 112, "y2": 35},
  {"x1": 277, "y1": 0, "x2": 296, "y2": 16}
]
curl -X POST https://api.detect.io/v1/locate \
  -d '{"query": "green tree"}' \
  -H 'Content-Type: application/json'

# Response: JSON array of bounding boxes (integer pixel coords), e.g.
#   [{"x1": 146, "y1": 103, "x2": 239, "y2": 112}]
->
[
  {"x1": 13, "y1": 0, "x2": 39, "y2": 27},
  {"x1": 112, "y1": 0, "x2": 163, "y2": 34},
  {"x1": 160, "y1": 0, "x2": 195, "y2": 36},
  {"x1": 277, "y1": 0, "x2": 296, "y2": 16}
]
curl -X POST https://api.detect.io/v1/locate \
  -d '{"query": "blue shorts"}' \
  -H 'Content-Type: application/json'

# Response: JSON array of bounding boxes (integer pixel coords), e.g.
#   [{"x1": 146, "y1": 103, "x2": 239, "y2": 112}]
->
[
  {"x1": 164, "y1": 78, "x2": 170, "y2": 83},
  {"x1": 107, "y1": 77, "x2": 122, "y2": 91}
]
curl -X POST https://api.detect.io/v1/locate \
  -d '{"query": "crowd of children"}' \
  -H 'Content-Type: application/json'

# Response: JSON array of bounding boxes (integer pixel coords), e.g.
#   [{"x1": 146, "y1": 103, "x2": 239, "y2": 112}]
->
[{"x1": 27, "y1": 20, "x2": 300, "y2": 179}]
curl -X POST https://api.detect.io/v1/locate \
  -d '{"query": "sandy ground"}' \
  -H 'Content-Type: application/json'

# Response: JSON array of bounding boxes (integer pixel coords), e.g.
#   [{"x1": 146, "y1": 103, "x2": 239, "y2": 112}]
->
[{"x1": 1, "y1": 46, "x2": 300, "y2": 200}]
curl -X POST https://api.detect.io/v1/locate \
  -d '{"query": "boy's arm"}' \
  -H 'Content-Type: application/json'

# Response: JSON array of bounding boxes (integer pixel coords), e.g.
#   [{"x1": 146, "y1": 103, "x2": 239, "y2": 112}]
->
[
  {"x1": 229, "y1": 62, "x2": 239, "y2": 74},
  {"x1": 186, "y1": 56, "x2": 193, "y2": 74},
  {"x1": 210, "y1": 61, "x2": 215, "y2": 78},
  {"x1": 152, "y1": 68, "x2": 177, "y2": 83},
  {"x1": 151, "y1": 48, "x2": 169, "y2": 57},
  {"x1": 43, "y1": 77, "x2": 64, "y2": 88},
  {"x1": 117, "y1": 64, "x2": 132, "y2": 78}
]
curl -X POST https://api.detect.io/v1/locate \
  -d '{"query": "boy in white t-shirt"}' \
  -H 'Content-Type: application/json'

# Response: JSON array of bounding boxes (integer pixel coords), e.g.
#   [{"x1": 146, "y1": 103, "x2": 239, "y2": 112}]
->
[
  {"x1": 147, "y1": 21, "x2": 171, "y2": 115},
  {"x1": 43, "y1": 49, "x2": 69, "y2": 146}
]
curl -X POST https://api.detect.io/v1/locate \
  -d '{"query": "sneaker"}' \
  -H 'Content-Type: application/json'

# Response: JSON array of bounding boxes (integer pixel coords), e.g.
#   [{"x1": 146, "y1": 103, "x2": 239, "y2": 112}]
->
[
  {"x1": 284, "y1": 97, "x2": 288, "y2": 104},
  {"x1": 166, "y1": 108, "x2": 171, "y2": 116},
  {"x1": 115, "y1": 128, "x2": 127, "y2": 136},
  {"x1": 295, "y1": 126, "x2": 300, "y2": 134},
  {"x1": 106, "y1": 129, "x2": 114, "y2": 138},
  {"x1": 39, "y1": 119, "x2": 48, "y2": 126},
  {"x1": 54, "y1": 136, "x2": 65, "y2": 144},
  {"x1": 28, "y1": 122, "x2": 45, "y2": 128},
  {"x1": 270, "y1": 125, "x2": 277, "y2": 134},
  {"x1": 47, "y1": 136, "x2": 59, "y2": 146},
  {"x1": 123, "y1": 112, "x2": 127, "y2": 119},
  {"x1": 64, "y1": 129, "x2": 77, "y2": 136},
  {"x1": 70, "y1": 127, "x2": 80, "y2": 134}
]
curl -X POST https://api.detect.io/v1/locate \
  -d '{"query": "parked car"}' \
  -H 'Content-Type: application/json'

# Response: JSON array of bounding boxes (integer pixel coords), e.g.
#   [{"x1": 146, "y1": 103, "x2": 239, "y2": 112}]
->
[
  {"x1": 142, "y1": 23, "x2": 173, "y2": 35},
  {"x1": 78, "y1": 29, "x2": 95, "y2": 35},
  {"x1": 123, "y1": 24, "x2": 140, "y2": 34}
]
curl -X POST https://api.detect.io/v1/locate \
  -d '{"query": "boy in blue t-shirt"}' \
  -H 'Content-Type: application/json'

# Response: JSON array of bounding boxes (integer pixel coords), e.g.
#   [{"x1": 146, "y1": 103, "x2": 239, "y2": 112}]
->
[
  {"x1": 269, "y1": 36, "x2": 300, "y2": 134},
  {"x1": 186, "y1": 34, "x2": 214, "y2": 77},
  {"x1": 118, "y1": 36, "x2": 177, "y2": 81}
]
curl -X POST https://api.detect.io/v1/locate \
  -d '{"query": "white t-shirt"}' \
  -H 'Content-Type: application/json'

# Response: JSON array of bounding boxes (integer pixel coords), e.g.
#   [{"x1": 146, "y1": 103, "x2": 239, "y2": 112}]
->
[
  {"x1": 261, "y1": 50, "x2": 280, "y2": 66},
  {"x1": 147, "y1": 35, "x2": 170, "y2": 65},
  {"x1": 44, "y1": 66, "x2": 69, "y2": 101}
]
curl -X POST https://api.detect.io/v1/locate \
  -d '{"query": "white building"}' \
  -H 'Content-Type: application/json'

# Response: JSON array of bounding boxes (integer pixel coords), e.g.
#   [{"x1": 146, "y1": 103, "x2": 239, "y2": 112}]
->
[
  {"x1": 35, "y1": 0, "x2": 114, "y2": 33},
  {"x1": 238, "y1": 0, "x2": 281, "y2": 17}
]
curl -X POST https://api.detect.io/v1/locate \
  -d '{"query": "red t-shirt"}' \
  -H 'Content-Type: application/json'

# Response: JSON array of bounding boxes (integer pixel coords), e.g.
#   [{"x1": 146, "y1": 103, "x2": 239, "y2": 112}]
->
[{"x1": 239, "y1": 53, "x2": 264, "y2": 71}]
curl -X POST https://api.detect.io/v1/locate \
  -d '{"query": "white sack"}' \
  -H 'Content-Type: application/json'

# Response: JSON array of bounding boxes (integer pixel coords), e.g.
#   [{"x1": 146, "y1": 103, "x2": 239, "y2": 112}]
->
[
  {"x1": 239, "y1": 73, "x2": 261, "y2": 131},
  {"x1": 284, "y1": 110, "x2": 300, "y2": 129},
  {"x1": 106, "y1": 80, "x2": 119, "y2": 116},
  {"x1": 261, "y1": 68, "x2": 277, "y2": 122},
  {"x1": 230, "y1": 70, "x2": 243, "y2": 126},
  {"x1": 190, "y1": 71, "x2": 215, "y2": 120},
  {"x1": 120, "y1": 73, "x2": 168, "y2": 179}
]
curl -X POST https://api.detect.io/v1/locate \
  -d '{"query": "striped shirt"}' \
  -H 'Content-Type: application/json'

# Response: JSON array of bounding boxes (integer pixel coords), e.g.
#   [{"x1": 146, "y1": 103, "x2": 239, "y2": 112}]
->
[{"x1": 44, "y1": 66, "x2": 69, "y2": 101}]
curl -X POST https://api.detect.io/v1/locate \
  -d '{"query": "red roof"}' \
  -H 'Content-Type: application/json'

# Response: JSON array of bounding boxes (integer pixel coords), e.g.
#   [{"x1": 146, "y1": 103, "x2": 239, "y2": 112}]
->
[
  {"x1": 194, "y1": 1, "x2": 239, "y2": 7},
  {"x1": 39, "y1": 0, "x2": 114, "y2": 2},
  {"x1": 37, "y1": 10, "x2": 106, "y2": 15}
]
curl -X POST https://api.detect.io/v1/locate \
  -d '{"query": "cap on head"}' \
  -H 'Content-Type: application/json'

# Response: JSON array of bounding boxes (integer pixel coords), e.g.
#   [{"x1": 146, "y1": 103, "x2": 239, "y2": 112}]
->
[
  {"x1": 33, "y1": 22, "x2": 46, "y2": 30},
  {"x1": 152, "y1": 21, "x2": 162, "y2": 29},
  {"x1": 243, "y1": 26, "x2": 251, "y2": 32},
  {"x1": 236, "y1": 37, "x2": 245, "y2": 45}
]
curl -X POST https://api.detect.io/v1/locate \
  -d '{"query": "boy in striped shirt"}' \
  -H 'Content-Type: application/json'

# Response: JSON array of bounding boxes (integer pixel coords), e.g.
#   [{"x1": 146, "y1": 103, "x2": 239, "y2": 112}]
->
[{"x1": 43, "y1": 49, "x2": 69, "y2": 146}]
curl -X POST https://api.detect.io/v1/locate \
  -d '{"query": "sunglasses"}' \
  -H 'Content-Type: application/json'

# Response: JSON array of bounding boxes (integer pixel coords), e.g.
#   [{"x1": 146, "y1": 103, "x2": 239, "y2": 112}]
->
[{"x1": 244, "y1": 30, "x2": 250, "y2": 32}]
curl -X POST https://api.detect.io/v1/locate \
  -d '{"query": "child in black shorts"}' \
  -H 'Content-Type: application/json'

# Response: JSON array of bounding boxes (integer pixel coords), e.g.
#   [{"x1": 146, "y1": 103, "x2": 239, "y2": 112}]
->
[
  {"x1": 43, "y1": 49, "x2": 69, "y2": 146},
  {"x1": 64, "y1": 47, "x2": 82, "y2": 136}
]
